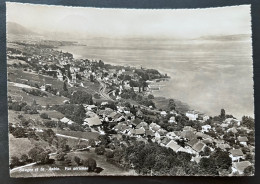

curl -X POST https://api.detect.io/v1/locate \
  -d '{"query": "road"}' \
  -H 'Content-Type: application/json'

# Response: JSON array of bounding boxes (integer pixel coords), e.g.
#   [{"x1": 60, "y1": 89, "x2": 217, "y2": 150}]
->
[{"x1": 97, "y1": 79, "x2": 114, "y2": 101}]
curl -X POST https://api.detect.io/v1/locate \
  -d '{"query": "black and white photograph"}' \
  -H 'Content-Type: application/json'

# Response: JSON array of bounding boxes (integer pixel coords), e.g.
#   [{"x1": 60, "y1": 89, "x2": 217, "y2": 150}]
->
[{"x1": 6, "y1": 2, "x2": 255, "y2": 177}]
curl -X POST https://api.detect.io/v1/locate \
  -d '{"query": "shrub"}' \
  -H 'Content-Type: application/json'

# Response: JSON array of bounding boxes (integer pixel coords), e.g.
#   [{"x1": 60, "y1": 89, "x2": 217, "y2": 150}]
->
[
  {"x1": 74, "y1": 156, "x2": 81, "y2": 166},
  {"x1": 56, "y1": 152, "x2": 66, "y2": 161},
  {"x1": 95, "y1": 146, "x2": 105, "y2": 155},
  {"x1": 40, "y1": 113, "x2": 50, "y2": 119},
  {"x1": 20, "y1": 154, "x2": 29, "y2": 164},
  {"x1": 82, "y1": 158, "x2": 97, "y2": 172},
  {"x1": 28, "y1": 146, "x2": 50, "y2": 164},
  {"x1": 10, "y1": 156, "x2": 20, "y2": 169}
]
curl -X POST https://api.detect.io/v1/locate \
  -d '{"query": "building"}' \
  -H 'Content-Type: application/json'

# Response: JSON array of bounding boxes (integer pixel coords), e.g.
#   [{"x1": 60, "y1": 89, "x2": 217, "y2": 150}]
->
[
  {"x1": 229, "y1": 149, "x2": 244, "y2": 162},
  {"x1": 186, "y1": 111, "x2": 198, "y2": 121}
]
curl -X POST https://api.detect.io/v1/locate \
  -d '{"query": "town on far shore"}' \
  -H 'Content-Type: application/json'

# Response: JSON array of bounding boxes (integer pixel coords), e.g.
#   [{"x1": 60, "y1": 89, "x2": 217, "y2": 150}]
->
[{"x1": 8, "y1": 38, "x2": 255, "y2": 177}]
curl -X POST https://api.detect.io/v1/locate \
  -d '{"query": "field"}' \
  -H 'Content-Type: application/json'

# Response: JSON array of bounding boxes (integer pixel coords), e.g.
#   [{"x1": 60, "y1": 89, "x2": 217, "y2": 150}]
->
[
  {"x1": 8, "y1": 68, "x2": 101, "y2": 95},
  {"x1": 8, "y1": 83, "x2": 68, "y2": 106},
  {"x1": 10, "y1": 149, "x2": 136, "y2": 177},
  {"x1": 55, "y1": 130, "x2": 100, "y2": 140},
  {"x1": 153, "y1": 96, "x2": 190, "y2": 113},
  {"x1": 9, "y1": 134, "x2": 34, "y2": 158},
  {"x1": 7, "y1": 59, "x2": 28, "y2": 66}
]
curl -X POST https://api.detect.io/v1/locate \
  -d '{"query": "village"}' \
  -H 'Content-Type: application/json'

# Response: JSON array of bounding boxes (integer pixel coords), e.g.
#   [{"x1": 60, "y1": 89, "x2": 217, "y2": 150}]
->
[{"x1": 7, "y1": 39, "x2": 255, "y2": 176}]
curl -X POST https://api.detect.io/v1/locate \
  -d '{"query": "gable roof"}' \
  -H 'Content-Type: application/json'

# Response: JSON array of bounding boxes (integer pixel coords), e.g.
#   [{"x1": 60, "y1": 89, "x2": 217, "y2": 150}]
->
[
  {"x1": 166, "y1": 132, "x2": 177, "y2": 138},
  {"x1": 84, "y1": 116, "x2": 102, "y2": 126},
  {"x1": 166, "y1": 140, "x2": 181, "y2": 152},
  {"x1": 192, "y1": 142, "x2": 206, "y2": 152},
  {"x1": 238, "y1": 136, "x2": 248, "y2": 142},
  {"x1": 135, "y1": 127, "x2": 145, "y2": 135},
  {"x1": 187, "y1": 138, "x2": 199, "y2": 147},
  {"x1": 180, "y1": 130, "x2": 196, "y2": 140},
  {"x1": 229, "y1": 149, "x2": 244, "y2": 157},
  {"x1": 145, "y1": 129, "x2": 155, "y2": 137},
  {"x1": 233, "y1": 161, "x2": 252, "y2": 174},
  {"x1": 195, "y1": 132, "x2": 212, "y2": 139},
  {"x1": 136, "y1": 122, "x2": 148, "y2": 129},
  {"x1": 183, "y1": 126, "x2": 196, "y2": 132},
  {"x1": 132, "y1": 118, "x2": 142, "y2": 126},
  {"x1": 216, "y1": 143, "x2": 231, "y2": 150},
  {"x1": 60, "y1": 117, "x2": 70, "y2": 123},
  {"x1": 161, "y1": 137, "x2": 171, "y2": 145}
]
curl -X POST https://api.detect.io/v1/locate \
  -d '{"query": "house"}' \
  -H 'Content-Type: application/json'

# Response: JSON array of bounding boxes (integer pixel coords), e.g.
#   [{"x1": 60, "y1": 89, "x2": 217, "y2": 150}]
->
[
  {"x1": 149, "y1": 123, "x2": 161, "y2": 132},
  {"x1": 192, "y1": 142, "x2": 206, "y2": 153},
  {"x1": 160, "y1": 111, "x2": 167, "y2": 117},
  {"x1": 166, "y1": 140, "x2": 181, "y2": 152},
  {"x1": 227, "y1": 127, "x2": 238, "y2": 134},
  {"x1": 83, "y1": 116, "x2": 102, "y2": 127},
  {"x1": 145, "y1": 129, "x2": 155, "y2": 137},
  {"x1": 131, "y1": 118, "x2": 142, "y2": 127},
  {"x1": 201, "y1": 125, "x2": 211, "y2": 133},
  {"x1": 135, "y1": 127, "x2": 146, "y2": 136},
  {"x1": 101, "y1": 102, "x2": 108, "y2": 106},
  {"x1": 183, "y1": 126, "x2": 196, "y2": 132},
  {"x1": 225, "y1": 118, "x2": 240, "y2": 126},
  {"x1": 161, "y1": 137, "x2": 171, "y2": 146},
  {"x1": 136, "y1": 122, "x2": 148, "y2": 129},
  {"x1": 168, "y1": 116, "x2": 176, "y2": 123},
  {"x1": 203, "y1": 115, "x2": 210, "y2": 122},
  {"x1": 60, "y1": 117, "x2": 74, "y2": 125},
  {"x1": 71, "y1": 73, "x2": 76, "y2": 83},
  {"x1": 186, "y1": 138, "x2": 199, "y2": 148},
  {"x1": 186, "y1": 111, "x2": 198, "y2": 121},
  {"x1": 238, "y1": 136, "x2": 248, "y2": 146},
  {"x1": 180, "y1": 130, "x2": 196, "y2": 140},
  {"x1": 232, "y1": 161, "x2": 252, "y2": 175},
  {"x1": 221, "y1": 123, "x2": 229, "y2": 129},
  {"x1": 229, "y1": 149, "x2": 244, "y2": 162},
  {"x1": 196, "y1": 132, "x2": 212, "y2": 140},
  {"x1": 58, "y1": 118, "x2": 74, "y2": 125},
  {"x1": 216, "y1": 143, "x2": 231, "y2": 150},
  {"x1": 166, "y1": 132, "x2": 177, "y2": 139}
]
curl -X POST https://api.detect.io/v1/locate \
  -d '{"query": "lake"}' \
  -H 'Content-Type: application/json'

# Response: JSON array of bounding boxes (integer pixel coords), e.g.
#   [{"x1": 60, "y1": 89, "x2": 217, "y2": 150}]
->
[{"x1": 59, "y1": 36, "x2": 254, "y2": 119}]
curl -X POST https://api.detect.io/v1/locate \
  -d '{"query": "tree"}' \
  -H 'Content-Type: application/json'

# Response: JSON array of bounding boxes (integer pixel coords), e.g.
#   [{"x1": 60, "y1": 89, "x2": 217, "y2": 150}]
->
[
  {"x1": 241, "y1": 116, "x2": 254, "y2": 130},
  {"x1": 20, "y1": 154, "x2": 29, "y2": 164},
  {"x1": 70, "y1": 91, "x2": 93, "y2": 105},
  {"x1": 63, "y1": 82, "x2": 68, "y2": 91},
  {"x1": 10, "y1": 156, "x2": 20, "y2": 168},
  {"x1": 220, "y1": 109, "x2": 226, "y2": 120},
  {"x1": 95, "y1": 146, "x2": 106, "y2": 155},
  {"x1": 74, "y1": 156, "x2": 81, "y2": 166},
  {"x1": 90, "y1": 74, "x2": 94, "y2": 82},
  {"x1": 148, "y1": 94, "x2": 154, "y2": 99},
  {"x1": 82, "y1": 158, "x2": 97, "y2": 171},
  {"x1": 56, "y1": 152, "x2": 66, "y2": 161},
  {"x1": 89, "y1": 139, "x2": 96, "y2": 147},
  {"x1": 28, "y1": 146, "x2": 50, "y2": 164},
  {"x1": 40, "y1": 113, "x2": 50, "y2": 119},
  {"x1": 98, "y1": 134, "x2": 111, "y2": 147}
]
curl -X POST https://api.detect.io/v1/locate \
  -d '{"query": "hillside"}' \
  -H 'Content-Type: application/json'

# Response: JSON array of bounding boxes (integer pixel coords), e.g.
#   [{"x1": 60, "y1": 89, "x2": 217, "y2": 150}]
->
[{"x1": 7, "y1": 22, "x2": 35, "y2": 35}]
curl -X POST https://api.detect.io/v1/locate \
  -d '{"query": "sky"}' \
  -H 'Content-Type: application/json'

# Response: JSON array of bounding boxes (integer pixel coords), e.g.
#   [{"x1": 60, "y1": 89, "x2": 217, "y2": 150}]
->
[{"x1": 6, "y1": 2, "x2": 251, "y2": 39}]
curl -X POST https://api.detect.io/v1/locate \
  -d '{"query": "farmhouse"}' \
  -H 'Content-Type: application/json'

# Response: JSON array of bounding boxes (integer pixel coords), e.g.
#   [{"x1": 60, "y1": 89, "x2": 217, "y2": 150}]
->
[
  {"x1": 229, "y1": 149, "x2": 244, "y2": 162},
  {"x1": 238, "y1": 136, "x2": 248, "y2": 146},
  {"x1": 232, "y1": 161, "x2": 252, "y2": 175}
]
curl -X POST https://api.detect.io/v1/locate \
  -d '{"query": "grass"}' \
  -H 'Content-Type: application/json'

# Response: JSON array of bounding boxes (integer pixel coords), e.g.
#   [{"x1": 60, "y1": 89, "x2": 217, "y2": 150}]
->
[
  {"x1": 10, "y1": 149, "x2": 136, "y2": 177},
  {"x1": 54, "y1": 130, "x2": 100, "y2": 140},
  {"x1": 8, "y1": 68, "x2": 101, "y2": 95},
  {"x1": 9, "y1": 134, "x2": 34, "y2": 158},
  {"x1": 153, "y1": 96, "x2": 190, "y2": 113},
  {"x1": 8, "y1": 110, "x2": 22, "y2": 125},
  {"x1": 7, "y1": 59, "x2": 28, "y2": 66},
  {"x1": 40, "y1": 110, "x2": 65, "y2": 119},
  {"x1": 8, "y1": 83, "x2": 68, "y2": 106}
]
